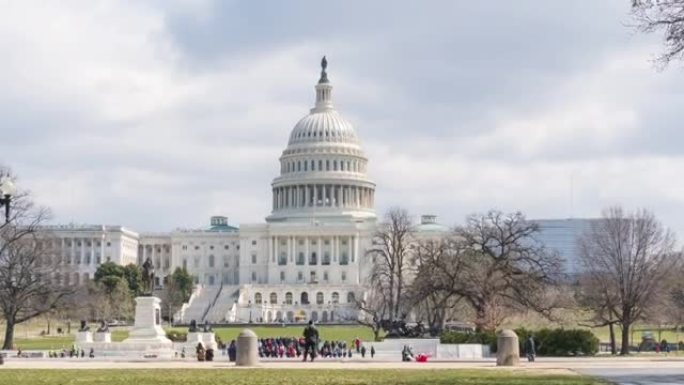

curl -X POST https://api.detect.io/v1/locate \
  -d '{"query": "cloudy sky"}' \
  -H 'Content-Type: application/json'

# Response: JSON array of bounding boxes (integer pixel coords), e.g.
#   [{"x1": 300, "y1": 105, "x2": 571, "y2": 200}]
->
[{"x1": 2, "y1": 0, "x2": 683, "y2": 236}]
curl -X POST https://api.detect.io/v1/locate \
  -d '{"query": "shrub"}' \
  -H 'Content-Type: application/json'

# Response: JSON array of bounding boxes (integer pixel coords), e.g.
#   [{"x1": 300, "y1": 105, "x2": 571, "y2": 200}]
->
[
  {"x1": 516, "y1": 328, "x2": 599, "y2": 356},
  {"x1": 166, "y1": 330, "x2": 187, "y2": 342},
  {"x1": 440, "y1": 328, "x2": 599, "y2": 356},
  {"x1": 440, "y1": 330, "x2": 498, "y2": 352}
]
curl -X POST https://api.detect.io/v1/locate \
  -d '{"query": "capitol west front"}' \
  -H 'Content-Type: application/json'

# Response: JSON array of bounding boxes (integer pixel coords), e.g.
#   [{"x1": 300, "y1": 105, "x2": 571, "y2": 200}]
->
[{"x1": 46, "y1": 60, "x2": 408, "y2": 325}]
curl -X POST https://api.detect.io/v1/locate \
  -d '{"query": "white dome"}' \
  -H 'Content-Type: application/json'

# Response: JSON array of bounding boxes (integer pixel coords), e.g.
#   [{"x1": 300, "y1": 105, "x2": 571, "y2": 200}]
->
[
  {"x1": 288, "y1": 110, "x2": 359, "y2": 146},
  {"x1": 267, "y1": 57, "x2": 376, "y2": 224}
]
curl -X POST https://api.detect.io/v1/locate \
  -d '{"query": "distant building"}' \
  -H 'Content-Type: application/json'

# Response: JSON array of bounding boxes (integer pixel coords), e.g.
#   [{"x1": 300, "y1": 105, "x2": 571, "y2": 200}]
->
[{"x1": 530, "y1": 218, "x2": 600, "y2": 276}]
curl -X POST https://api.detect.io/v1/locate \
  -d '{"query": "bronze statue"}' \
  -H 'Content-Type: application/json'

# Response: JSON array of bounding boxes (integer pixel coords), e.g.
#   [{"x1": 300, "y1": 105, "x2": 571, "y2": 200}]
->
[
  {"x1": 142, "y1": 257, "x2": 155, "y2": 295},
  {"x1": 319, "y1": 55, "x2": 329, "y2": 83},
  {"x1": 203, "y1": 321, "x2": 213, "y2": 332},
  {"x1": 96, "y1": 320, "x2": 109, "y2": 333},
  {"x1": 188, "y1": 320, "x2": 198, "y2": 332},
  {"x1": 79, "y1": 320, "x2": 90, "y2": 332}
]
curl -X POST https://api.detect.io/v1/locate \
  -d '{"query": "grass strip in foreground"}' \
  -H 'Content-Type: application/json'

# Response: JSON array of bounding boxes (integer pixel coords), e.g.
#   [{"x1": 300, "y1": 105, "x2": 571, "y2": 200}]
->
[{"x1": 0, "y1": 369, "x2": 608, "y2": 385}]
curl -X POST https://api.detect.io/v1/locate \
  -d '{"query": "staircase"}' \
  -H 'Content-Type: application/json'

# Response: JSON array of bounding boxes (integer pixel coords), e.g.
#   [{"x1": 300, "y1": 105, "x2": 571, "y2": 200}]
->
[
  {"x1": 203, "y1": 285, "x2": 240, "y2": 322},
  {"x1": 179, "y1": 285, "x2": 221, "y2": 324}
]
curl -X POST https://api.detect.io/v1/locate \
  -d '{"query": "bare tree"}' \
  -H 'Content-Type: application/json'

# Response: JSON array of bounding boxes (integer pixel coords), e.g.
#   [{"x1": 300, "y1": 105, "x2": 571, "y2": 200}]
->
[
  {"x1": 576, "y1": 276, "x2": 621, "y2": 354},
  {"x1": 366, "y1": 208, "x2": 414, "y2": 322},
  {"x1": 410, "y1": 238, "x2": 464, "y2": 334},
  {"x1": 579, "y1": 207, "x2": 680, "y2": 355},
  {"x1": 632, "y1": 0, "x2": 684, "y2": 67},
  {"x1": 417, "y1": 211, "x2": 563, "y2": 331},
  {"x1": 0, "y1": 183, "x2": 72, "y2": 349},
  {"x1": 355, "y1": 272, "x2": 390, "y2": 342}
]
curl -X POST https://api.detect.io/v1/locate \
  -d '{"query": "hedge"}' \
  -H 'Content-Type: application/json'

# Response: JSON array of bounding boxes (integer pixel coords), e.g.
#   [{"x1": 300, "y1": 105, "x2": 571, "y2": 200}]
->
[
  {"x1": 166, "y1": 330, "x2": 187, "y2": 342},
  {"x1": 440, "y1": 328, "x2": 599, "y2": 356}
]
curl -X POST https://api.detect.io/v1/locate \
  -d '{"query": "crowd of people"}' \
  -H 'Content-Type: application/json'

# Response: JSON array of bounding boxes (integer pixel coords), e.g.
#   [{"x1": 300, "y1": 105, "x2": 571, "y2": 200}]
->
[
  {"x1": 246, "y1": 322, "x2": 376, "y2": 361},
  {"x1": 254, "y1": 337, "x2": 375, "y2": 359}
]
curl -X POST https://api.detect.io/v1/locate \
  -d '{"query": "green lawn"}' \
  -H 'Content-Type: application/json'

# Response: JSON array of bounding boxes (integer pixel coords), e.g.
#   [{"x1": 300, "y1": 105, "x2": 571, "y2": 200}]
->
[
  {"x1": 166, "y1": 325, "x2": 377, "y2": 344},
  {"x1": 6, "y1": 325, "x2": 376, "y2": 350},
  {"x1": 0, "y1": 369, "x2": 606, "y2": 385}
]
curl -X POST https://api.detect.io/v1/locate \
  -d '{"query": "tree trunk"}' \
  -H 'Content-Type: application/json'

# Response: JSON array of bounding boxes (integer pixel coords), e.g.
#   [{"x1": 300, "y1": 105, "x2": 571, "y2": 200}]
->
[
  {"x1": 608, "y1": 322, "x2": 617, "y2": 355},
  {"x1": 620, "y1": 322, "x2": 631, "y2": 355},
  {"x1": 2, "y1": 320, "x2": 15, "y2": 350},
  {"x1": 373, "y1": 327, "x2": 381, "y2": 342},
  {"x1": 474, "y1": 306, "x2": 489, "y2": 332}
]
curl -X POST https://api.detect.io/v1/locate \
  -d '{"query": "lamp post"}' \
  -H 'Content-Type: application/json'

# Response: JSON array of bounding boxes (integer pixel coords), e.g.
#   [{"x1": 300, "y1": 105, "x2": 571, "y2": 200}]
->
[{"x1": 0, "y1": 176, "x2": 16, "y2": 223}]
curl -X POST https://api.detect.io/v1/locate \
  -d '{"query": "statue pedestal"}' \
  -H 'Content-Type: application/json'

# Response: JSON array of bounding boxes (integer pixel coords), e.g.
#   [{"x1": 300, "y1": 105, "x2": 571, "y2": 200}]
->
[
  {"x1": 93, "y1": 332, "x2": 111, "y2": 343},
  {"x1": 76, "y1": 331, "x2": 93, "y2": 343},
  {"x1": 202, "y1": 332, "x2": 218, "y2": 351},
  {"x1": 187, "y1": 332, "x2": 203, "y2": 344},
  {"x1": 122, "y1": 296, "x2": 172, "y2": 348}
]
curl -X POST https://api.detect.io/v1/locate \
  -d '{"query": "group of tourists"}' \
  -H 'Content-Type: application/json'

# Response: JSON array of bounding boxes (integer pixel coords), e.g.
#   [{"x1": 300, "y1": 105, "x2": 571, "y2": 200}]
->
[
  {"x1": 247, "y1": 321, "x2": 376, "y2": 361},
  {"x1": 45, "y1": 346, "x2": 95, "y2": 359}
]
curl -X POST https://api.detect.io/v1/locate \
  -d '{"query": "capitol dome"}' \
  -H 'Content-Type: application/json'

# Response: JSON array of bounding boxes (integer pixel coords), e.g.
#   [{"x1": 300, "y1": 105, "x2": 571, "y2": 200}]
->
[{"x1": 267, "y1": 57, "x2": 376, "y2": 223}]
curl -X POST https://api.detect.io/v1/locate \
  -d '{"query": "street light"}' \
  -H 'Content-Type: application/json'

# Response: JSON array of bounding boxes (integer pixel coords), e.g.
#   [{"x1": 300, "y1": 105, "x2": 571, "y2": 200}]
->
[{"x1": 0, "y1": 176, "x2": 16, "y2": 223}]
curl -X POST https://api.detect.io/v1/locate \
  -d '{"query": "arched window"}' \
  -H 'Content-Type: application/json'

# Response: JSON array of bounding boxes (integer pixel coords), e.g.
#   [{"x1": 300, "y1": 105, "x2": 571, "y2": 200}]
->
[
  {"x1": 255, "y1": 292, "x2": 262, "y2": 304},
  {"x1": 332, "y1": 292, "x2": 339, "y2": 304},
  {"x1": 347, "y1": 292, "x2": 355, "y2": 303},
  {"x1": 270, "y1": 292, "x2": 277, "y2": 304},
  {"x1": 208, "y1": 254, "x2": 215, "y2": 267},
  {"x1": 286, "y1": 292, "x2": 293, "y2": 305},
  {"x1": 301, "y1": 292, "x2": 309, "y2": 305},
  {"x1": 316, "y1": 292, "x2": 324, "y2": 305},
  {"x1": 309, "y1": 252, "x2": 317, "y2": 265}
]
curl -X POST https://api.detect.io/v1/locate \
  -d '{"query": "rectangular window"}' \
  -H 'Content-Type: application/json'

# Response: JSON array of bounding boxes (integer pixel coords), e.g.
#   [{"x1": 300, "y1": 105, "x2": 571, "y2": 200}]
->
[
  {"x1": 251, "y1": 253, "x2": 257, "y2": 264},
  {"x1": 341, "y1": 272, "x2": 347, "y2": 281},
  {"x1": 323, "y1": 271, "x2": 328, "y2": 281},
  {"x1": 297, "y1": 271, "x2": 303, "y2": 281},
  {"x1": 182, "y1": 245, "x2": 187, "y2": 250},
  {"x1": 280, "y1": 271, "x2": 285, "y2": 282},
  {"x1": 251, "y1": 272, "x2": 257, "y2": 282},
  {"x1": 252, "y1": 240, "x2": 257, "y2": 246}
]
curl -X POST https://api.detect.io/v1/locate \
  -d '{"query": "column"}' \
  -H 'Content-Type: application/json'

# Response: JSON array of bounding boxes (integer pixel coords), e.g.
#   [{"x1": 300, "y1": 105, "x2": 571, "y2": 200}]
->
[
  {"x1": 317, "y1": 237, "x2": 322, "y2": 264},
  {"x1": 274, "y1": 236, "x2": 279, "y2": 264},
  {"x1": 291, "y1": 236, "x2": 295, "y2": 262},
  {"x1": 90, "y1": 239, "x2": 96, "y2": 266},
  {"x1": 313, "y1": 185, "x2": 318, "y2": 207},
  {"x1": 286, "y1": 236, "x2": 292, "y2": 263},
  {"x1": 269, "y1": 236, "x2": 274, "y2": 263},
  {"x1": 305, "y1": 237, "x2": 310, "y2": 265},
  {"x1": 348, "y1": 236, "x2": 353, "y2": 263},
  {"x1": 333, "y1": 236, "x2": 338, "y2": 262},
  {"x1": 305, "y1": 185, "x2": 310, "y2": 207}
]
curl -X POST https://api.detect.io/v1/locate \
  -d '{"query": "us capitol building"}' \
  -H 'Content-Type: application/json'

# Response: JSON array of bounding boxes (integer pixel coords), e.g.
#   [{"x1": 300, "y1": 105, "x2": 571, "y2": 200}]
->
[{"x1": 46, "y1": 59, "x2": 449, "y2": 324}]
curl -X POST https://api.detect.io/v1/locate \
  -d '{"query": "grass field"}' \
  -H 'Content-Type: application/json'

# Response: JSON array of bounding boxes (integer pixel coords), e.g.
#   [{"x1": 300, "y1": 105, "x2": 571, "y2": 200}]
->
[
  {"x1": 0, "y1": 369, "x2": 607, "y2": 385},
  {"x1": 5, "y1": 325, "x2": 375, "y2": 350},
  {"x1": 167, "y1": 325, "x2": 377, "y2": 343}
]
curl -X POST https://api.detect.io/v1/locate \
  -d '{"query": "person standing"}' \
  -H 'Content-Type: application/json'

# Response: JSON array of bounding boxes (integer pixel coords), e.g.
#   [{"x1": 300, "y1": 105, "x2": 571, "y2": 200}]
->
[
  {"x1": 524, "y1": 335, "x2": 536, "y2": 362},
  {"x1": 302, "y1": 320, "x2": 319, "y2": 362},
  {"x1": 361, "y1": 345, "x2": 366, "y2": 358},
  {"x1": 370, "y1": 345, "x2": 375, "y2": 358}
]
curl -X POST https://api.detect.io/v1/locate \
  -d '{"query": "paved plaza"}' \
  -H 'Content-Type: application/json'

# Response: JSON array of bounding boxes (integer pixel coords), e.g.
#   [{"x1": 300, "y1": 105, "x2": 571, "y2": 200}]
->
[{"x1": 5, "y1": 355, "x2": 684, "y2": 384}]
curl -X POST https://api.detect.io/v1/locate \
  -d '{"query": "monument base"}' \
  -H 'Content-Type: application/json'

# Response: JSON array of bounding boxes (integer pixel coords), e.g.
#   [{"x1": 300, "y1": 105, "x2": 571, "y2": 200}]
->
[
  {"x1": 93, "y1": 332, "x2": 111, "y2": 343},
  {"x1": 76, "y1": 331, "x2": 93, "y2": 343},
  {"x1": 123, "y1": 296, "x2": 172, "y2": 347}
]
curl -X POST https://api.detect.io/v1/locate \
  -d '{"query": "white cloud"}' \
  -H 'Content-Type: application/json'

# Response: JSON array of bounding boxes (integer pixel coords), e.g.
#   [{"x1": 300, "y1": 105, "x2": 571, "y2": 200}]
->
[{"x1": 2, "y1": 0, "x2": 684, "y2": 240}]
